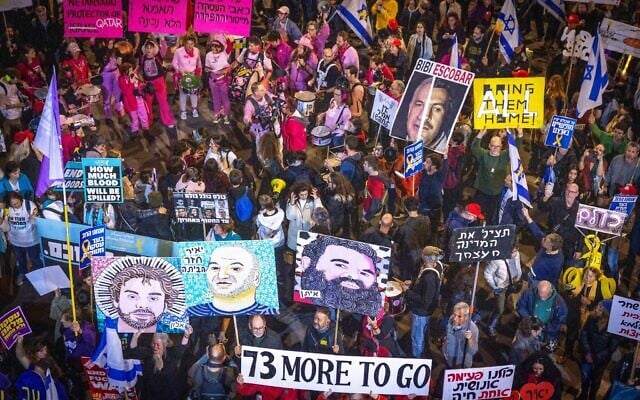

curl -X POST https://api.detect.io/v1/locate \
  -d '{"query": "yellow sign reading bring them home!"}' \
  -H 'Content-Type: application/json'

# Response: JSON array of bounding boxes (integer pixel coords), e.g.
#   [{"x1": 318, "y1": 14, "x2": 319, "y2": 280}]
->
[{"x1": 473, "y1": 77, "x2": 545, "y2": 129}]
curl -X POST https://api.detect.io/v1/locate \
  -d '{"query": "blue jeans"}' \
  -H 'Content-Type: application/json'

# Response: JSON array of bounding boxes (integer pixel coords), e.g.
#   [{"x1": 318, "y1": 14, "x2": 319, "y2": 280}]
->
[
  {"x1": 411, "y1": 313, "x2": 430, "y2": 358},
  {"x1": 14, "y1": 243, "x2": 44, "y2": 277}
]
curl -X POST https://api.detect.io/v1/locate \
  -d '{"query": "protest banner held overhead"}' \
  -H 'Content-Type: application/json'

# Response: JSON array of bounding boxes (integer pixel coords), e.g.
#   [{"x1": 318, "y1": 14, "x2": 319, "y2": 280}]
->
[
  {"x1": 600, "y1": 18, "x2": 640, "y2": 58},
  {"x1": 64, "y1": 0, "x2": 123, "y2": 38},
  {"x1": 371, "y1": 89, "x2": 399, "y2": 130},
  {"x1": 173, "y1": 192, "x2": 230, "y2": 224},
  {"x1": 443, "y1": 365, "x2": 515, "y2": 400},
  {"x1": 241, "y1": 346, "x2": 432, "y2": 395},
  {"x1": 193, "y1": 0, "x2": 252, "y2": 36},
  {"x1": 82, "y1": 158, "x2": 123, "y2": 204},
  {"x1": 449, "y1": 225, "x2": 516, "y2": 263},
  {"x1": 575, "y1": 204, "x2": 626, "y2": 236},
  {"x1": 294, "y1": 231, "x2": 390, "y2": 316},
  {"x1": 0, "y1": 307, "x2": 32, "y2": 349},
  {"x1": 390, "y1": 59, "x2": 474, "y2": 154},
  {"x1": 545, "y1": 115, "x2": 577, "y2": 149},
  {"x1": 473, "y1": 77, "x2": 545, "y2": 129},
  {"x1": 609, "y1": 195, "x2": 638, "y2": 217},
  {"x1": 608, "y1": 295, "x2": 640, "y2": 341},
  {"x1": 128, "y1": 0, "x2": 188, "y2": 35},
  {"x1": 403, "y1": 141, "x2": 424, "y2": 179}
]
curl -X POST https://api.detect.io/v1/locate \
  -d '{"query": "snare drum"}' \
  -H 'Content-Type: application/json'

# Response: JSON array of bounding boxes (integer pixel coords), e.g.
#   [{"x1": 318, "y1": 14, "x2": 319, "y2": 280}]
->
[
  {"x1": 78, "y1": 84, "x2": 102, "y2": 103},
  {"x1": 311, "y1": 125, "x2": 331, "y2": 146},
  {"x1": 385, "y1": 281, "x2": 406, "y2": 315},
  {"x1": 295, "y1": 91, "x2": 316, "y2": 117},
  {"x1": 179, "y1": 73, "x2": 202, "y2": 95}
]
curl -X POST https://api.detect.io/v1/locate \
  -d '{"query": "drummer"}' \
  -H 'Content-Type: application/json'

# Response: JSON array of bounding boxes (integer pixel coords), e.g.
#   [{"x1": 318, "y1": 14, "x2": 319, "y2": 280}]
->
[
  {"x1": 16, "y1": 45, "x2": 47, "y2": 104},
  {"x1": 315, "y1": 86, "x2": 351, "y2": 148},
  {"x1": 172, "y1": 35, "x2": 202, "y2": 121},
  {"x1": 401, "y1": 245, "x2": 444, "y2": 359},
  {"x1": 61, "y1": 41, "x2": 90, "y2": 87}
]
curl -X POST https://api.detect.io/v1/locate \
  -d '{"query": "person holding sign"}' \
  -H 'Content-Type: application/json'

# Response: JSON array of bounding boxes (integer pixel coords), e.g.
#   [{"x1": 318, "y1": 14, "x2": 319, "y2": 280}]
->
[
  {"x1": 442, "y1": 302, "x2": 478, "y2": 368},
  {"x1": 302, "y1": 307, "x2": 343, "y2": 355}
]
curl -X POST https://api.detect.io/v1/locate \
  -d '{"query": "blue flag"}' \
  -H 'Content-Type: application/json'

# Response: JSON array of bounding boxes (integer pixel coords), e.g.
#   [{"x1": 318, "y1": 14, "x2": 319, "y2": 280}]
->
[
  {"x1": 497, "y1": 0, "x2": 522, "y2": 63},
  {"x1": 536, "y1": 0, "x2": 565, "y2": 23},
  {"x1": 449, "y1": 34, "x2": 461, "y2": 68},
  {"x1": 337, "y1": 0, "x2": 374, "y2": 47},
  {"x1": 91, "y1": 317, "x2": 142, "y2": 391},
  {"x1": 577, "y1": 29, "x2": 609, "y2": 118},
  {"x1": 507, "y1": 131, "x2": 532, "y2": 208}
]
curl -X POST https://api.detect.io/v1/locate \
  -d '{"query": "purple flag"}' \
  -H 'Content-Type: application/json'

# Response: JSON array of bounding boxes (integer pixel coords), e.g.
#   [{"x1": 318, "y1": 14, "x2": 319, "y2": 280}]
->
[{"x1": 34, "y1": 70, "x2": 64, "y2": 197}]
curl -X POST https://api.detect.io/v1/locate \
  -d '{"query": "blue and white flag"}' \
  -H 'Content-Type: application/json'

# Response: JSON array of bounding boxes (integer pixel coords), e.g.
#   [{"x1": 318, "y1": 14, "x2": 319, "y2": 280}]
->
[
  {"x1": 337, "y1": 0, "x2": 374, "y2": 47},
  {"x1": 577, "y1": 30, "x2": 609, "y2": 118},
  {"x1": 44, "y1": 368, "x2": 60, "y2": 400},
  {"x1": 449, "y1": 34, "x2": 461, "y2": 68},
  {"x1": 507, "y1": 131, "x2": 532, "y2": 208},
  {"x1": 91, "y1": 317, "x2": 142, "y2": 391},
  {"x1": 497, "y1": 0, "x2": 522, "y2": 63},
  {"x1": 536, "y1": 0, "x2": 565, "y2": 23}
]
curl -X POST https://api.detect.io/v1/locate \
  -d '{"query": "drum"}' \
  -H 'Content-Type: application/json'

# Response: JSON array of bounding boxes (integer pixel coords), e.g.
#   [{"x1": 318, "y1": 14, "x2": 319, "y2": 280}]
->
[
  {"x1": 385, "y1": 281, "x2": 406, "y2": 315},
  {"x1": 310, "y1": 125, "x2": 331, "y2": 146},
  {"x1": 34, "y1": 87, "x2": 48, "y2": 101},
  {"x1": 179, "y1": 73, "x2": 202, "y2": 95},
  {"x1": 294, "y1": 90, "x2": 316, "y2": 117},
  {"x1": 78, "y1": 84, "x2": 102, "y2": 103}
]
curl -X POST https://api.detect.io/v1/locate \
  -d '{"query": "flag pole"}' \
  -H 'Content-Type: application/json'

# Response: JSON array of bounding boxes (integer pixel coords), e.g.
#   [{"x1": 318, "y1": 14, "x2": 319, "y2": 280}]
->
[{"x1": 61, "y1": 181, "x2": 78, "y2": 326}]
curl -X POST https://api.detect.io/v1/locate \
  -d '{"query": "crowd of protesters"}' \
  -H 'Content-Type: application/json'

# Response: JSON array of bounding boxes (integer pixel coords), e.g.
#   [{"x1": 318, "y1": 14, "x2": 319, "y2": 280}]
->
[{"x1": 1, "y1": 0, "x2": 640, "y2": 399}]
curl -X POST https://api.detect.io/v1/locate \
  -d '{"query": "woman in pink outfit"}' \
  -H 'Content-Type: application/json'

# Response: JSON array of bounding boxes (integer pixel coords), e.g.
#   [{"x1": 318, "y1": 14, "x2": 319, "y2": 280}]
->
[
  {"x1": 118, "y1": 62, "x2": 149, "y2": 138},
  {"x1": 138, "y1": 37, "x2": 175, "y2": 128},
  {"x1": 205, "y1": 36, "x2": 231, "y2": 124}
]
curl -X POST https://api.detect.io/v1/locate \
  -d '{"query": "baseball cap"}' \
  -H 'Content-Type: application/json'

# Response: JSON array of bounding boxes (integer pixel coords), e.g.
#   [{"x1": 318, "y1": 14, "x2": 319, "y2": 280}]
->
[
  {"x1": 466, "y1": 203, "x2": 485, "y2": 220},
  {"x1": 277, "y1": 6, "x2": 289, "y2": 14}
]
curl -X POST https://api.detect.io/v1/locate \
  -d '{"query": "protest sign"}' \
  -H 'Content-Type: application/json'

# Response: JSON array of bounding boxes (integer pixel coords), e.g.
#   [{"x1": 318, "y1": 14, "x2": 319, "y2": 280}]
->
[
  {"x1": 545, "y1": 115, "x2": 577, "y2": 149},
  {"x1": 600, "y1": 18, "x2": 640, "y2": 58},
  {"x1": 128, "y1": 0, "x2": 187, "y2": 35},
  {"x1": 93, "y1": 256, "x2": 188, "y2": 333},
  {"x1": 26, "y1": 266, "x2": 70, "y2": 296},
  {"x1": 193, "y1": 0, "x2": 252, "y2": 36},
  {"x1": 80, "y1": 225, "x2": 106, "y2": 270},
  {"x1": 64, "y1": 0, "x2": 123, "y2": 38},
  {"x1": 443, "y1": 365, "x2": 515, "y2": 400},
  {"x1": 173, "y1": 192, "x2": 230, "y2": 224},
  {"x1": 390, "y1": 59, "x2": 474, "y2": 154},
  {"x1": 241, "y1": 346, "x2": 432, "y2": 395},
  {"x1": 81, "y1": 356, "x2": 138, "y2": 400},
  {"x1": 473, "y1": 77, "x2": 545, "y2": 129},
  {"x1": 609, "y1": 195, "x2": 638, "y2": 217},
  {"x1": 54, "y1": 161, "x2": 84, "y2": 193},
  {"x1": 36, "y1": 218, "x2": 175, "y2": 269},
  {"x1": 449, "y1": 225, "x2": 516, "y2": 263},
  {"x1": 515, "y1": 382, "x2": 556, "y2": 400},
  {"x1": 403, "y1": 140, "x2": 423, "y2": 179},
  {"x1": 562, "y1": 27, "x2": 593, "y2": 62},
  {"x1": 0, "y1": 307, "x2": 32, "y2": 349},
  {"x1": 576, "y1": 204, "x2": 626, "y2": 236},
  {"x1": 82, "y1": 158, "x2": 123, "y2": 204},
  {"x1": 371, "y1": 89, "x2": 399, "y2": 130},
  {"x1": 178, "y1": 241, "x2": 279, "y2": 317},
  {"x1": 294, "y1": 232, "x2": 390, "y2": 316},
  {"x1": 608, "y1": 295, "x2": 640, "y2": 340}
]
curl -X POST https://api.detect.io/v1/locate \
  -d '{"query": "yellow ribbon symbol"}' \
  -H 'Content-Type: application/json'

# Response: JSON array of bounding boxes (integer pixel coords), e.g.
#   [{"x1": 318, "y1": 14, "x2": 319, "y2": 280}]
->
[
  {"x1": 405, "y1": 153, "x2": 420, "y2": 174},
  {"x1": 80, "y1": 239, "x2": 92, "y2": 265},
  {"x1": 579, "y1": 234, "x2": 602, "y2": 269},
  {"x1": 553, "y1": 132, "x2": 564, "y2": 147}
]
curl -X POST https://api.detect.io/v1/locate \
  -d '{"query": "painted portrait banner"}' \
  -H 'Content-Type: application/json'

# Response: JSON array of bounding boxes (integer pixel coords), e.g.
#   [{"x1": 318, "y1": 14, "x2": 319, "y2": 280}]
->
[
  {"x1": 193, "y1": 0, "x2": 252, "y2": 36},
  {"x1": 575, "y1": 204, "x2": 626, "y2": 236},
  {"x1": 389, "y1": 59, "x2": 474, "y2": 154},
  {"x1": 0, "y1": 306, "x2": 32, "y2": 349},
  {"x1": 82, "y1": 158, "x2": 123, "y2": 204},
  {"x1": 128, "y1": 0, "x2": 188, "y2": 35},
  {"x1": 449, "y1": 224, "x2": 516, "y2": 263},
  {"x1": 173, "y1": 192, "x2": 230, "y2": 224},
  {"x1": 80, "y1": 225, "x2": 106, "y2": 270},
  {"x1": 93, "y1": 256, "x2": 188, "y2": 333},
  {"x1": 36, "y1": 218, "x2": 175, "y2": 269},
  {"x1": 544, "y1": 115, "x2": 576, "y2": 149},
  {"x1": 607, "y1": 295, "x2": 640, "y2": 341},
  {"x1": 472, "y1": 77, "x2": 545, "y2": 129},
  {"x1": 241, "y1": 346, "x2": 432, "y2": 395},
  {"x1": 64, "y1": 0, "x2": 124, "y2": 38},
  {"x1": 81, "y1": 356, "x2": 138, "y2": 400},
  {"x1": 178, "y1": 241, "x2": 279, "y2": 317},
  {"x1": 371, "y1": 89, "x2": 399, "y2": 130},
  {"x1": 294, "y1": 232, "x2": 390, "y2": 316},
  {"x1": 443, "y1": 365, "x2": 515, "y2": 400},
  {"x1": 600, "y1": 18, "x2": 640, "y2": 58}
]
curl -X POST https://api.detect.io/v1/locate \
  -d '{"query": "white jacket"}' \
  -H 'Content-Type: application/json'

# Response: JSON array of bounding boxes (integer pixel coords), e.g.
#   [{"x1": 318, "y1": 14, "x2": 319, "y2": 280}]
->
[{"x1": 483, "y1": 252, "x2": 522, "y2": 290}]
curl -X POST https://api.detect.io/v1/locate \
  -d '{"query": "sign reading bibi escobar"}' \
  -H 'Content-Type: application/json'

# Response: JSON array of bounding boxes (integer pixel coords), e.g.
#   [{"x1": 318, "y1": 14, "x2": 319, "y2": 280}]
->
[
  {"x1": 473, "y1": 77, "x2": 545, "y2": 129},
  {"x1": 443, "y1": 365, "x2": 515, "y2": 400},
  {"x1": 241, "y1": 346, "x2": 432, "y2": 395},
  {"x1": 390, "y1": 59, "x2": 474, "y2": 154},
  {"x1": 294, "y1": 232, "x2": 390, "y2": 316}
]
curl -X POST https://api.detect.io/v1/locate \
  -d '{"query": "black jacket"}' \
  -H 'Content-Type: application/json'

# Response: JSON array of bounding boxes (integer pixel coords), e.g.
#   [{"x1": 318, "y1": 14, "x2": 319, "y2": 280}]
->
[{"x1": 405, "y1": 264, "x2": 442, "y2": 316}]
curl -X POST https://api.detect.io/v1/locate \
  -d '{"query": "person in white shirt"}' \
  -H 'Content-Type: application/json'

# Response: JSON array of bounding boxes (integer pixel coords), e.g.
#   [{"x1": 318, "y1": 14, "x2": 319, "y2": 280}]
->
[{"x1": 172, "y1": 35, "x2": 202, "y2": 120}]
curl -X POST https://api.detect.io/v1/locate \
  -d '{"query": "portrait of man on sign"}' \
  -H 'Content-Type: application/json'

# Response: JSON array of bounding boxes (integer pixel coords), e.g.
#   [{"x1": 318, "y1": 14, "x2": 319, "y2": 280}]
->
[{"x1": 295, "y1": 232, "x2": 390, "y2": 316}]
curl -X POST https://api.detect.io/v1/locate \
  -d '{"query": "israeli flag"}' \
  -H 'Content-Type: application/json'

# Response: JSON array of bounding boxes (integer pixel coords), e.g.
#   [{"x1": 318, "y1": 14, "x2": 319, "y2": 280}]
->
[
  {"x1": 44, "y1": 368, "x2": 60, "y2": 400},
  {"x1": 536, "y1": 0, "x2": 565, "y2": 23},
  {"x1": 450, "y1": 34, "x2": 461, "y2": 68},
  {"x1": 507, "y1": 131, "x2": 532, "y2": 208},
  {"x1": 337, "y1": 0, "x2": 374, "y2": 47},
  {"x1": 497, "y1": 0, "x2": 522, "y2": 63},
  {"x1": 91, "y1": 317, "x2": 143, "y2": 391},
  {"x1": 577, "y1": 30, "x2": 609, "y2": 118}
]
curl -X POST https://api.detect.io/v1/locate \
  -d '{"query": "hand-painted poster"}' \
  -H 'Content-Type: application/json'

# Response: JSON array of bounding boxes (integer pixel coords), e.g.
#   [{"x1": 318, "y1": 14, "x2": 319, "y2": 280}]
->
[
  {"x1": 173, "y1": 192, "x2": 230, "y2": 224},
  {"x1": 81, "y1": 357, "x2": 138, "y2": 400},
  {"x1": 294, "y1": 232, "x2": 390, "y2": 316},
  {"x1": 178, "y1": 241, "x2": 279, "y2": 317},
  {"x1": 389, "y1": 59, "x2": 474, "y2": 154},
  {"x1": 92, "y1": 257, "x2": 188, "y2": 333},
  {"x1": 472, "y1": 77, "x2": 545, "y2": 129},
  {"x1": 64, "y1": 0, "x2": 123, "y2": 38}
]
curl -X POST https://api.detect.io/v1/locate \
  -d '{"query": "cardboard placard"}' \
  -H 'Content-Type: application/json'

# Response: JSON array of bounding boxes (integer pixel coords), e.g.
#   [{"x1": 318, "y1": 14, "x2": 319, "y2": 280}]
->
[
  {"x1": 64, "y1": 0, "x2": 123, "y2": 38},
  {"x1": 80, "y1": 226, "x2": 106, "y2": 270},
  {"x1": 0, "y1": 307, "x2": 31, "y2": 349},
  {"x1": 473, "y1": 77, "x2": 545, "y2": 129},
  {"x1": 607, "y1": 295, "x2": 640, "y2": 341},
  {"x1": 609, "y1": 195, "x2": 638, "y2": 218},
  {"x1": 193, "y1": 0, "x2": 252, "y2": 36},
  {"x1": 173, "y1": 192, "x2": 230, "y2": 224},
  {"x1": 403, "y1": 140, "x2": 424, "y2": 179},
  {"x1": 576, "y1": 203, "x2": 626, "y2": 236},
  {"x1": 443, "y1": 365, "x2": 515, "y2": 400},
  {"x1": 449, "y1": 225, "x2": 516, "y2": 263},
  {"x1": 370, "y1": 89, "x2": 399, "y2": 130},
  {"x1": 128, "y1": 0, "x2": 188, "y2": 35},
  {"x1": 544, "y1": 115, "x2": 577, "y2": 149},
  {"x1": 82, "y1": 158, "x2": 123, "y2": 204}
]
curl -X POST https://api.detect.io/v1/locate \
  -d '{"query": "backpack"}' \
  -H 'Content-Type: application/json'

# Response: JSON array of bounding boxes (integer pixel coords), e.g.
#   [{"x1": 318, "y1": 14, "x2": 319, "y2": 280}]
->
[
  {"x1": 343, "y1": 156, "x2": 366, "y2": 192},
  {"x1": 196, "y1": 365, "x2": 228, "y2": 400},
  {"x1": 234, "y1": 187, "x2": 254, "y2": 222},
  {"x1": 443, "y1": 149, "x2": 465, "y2": 190}
]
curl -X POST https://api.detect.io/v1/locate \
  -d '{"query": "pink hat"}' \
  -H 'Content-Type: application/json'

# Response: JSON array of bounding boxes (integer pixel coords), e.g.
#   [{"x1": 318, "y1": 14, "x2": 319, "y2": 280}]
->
[{"x1": 296, "y1": 36, "x2": 314, "y2": 50}]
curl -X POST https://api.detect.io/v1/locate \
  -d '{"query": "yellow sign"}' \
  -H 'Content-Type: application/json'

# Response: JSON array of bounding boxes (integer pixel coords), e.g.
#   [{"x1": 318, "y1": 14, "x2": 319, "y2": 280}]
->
[{"x1": 473, "y1": 77, "x2": 545, "y2": 129}]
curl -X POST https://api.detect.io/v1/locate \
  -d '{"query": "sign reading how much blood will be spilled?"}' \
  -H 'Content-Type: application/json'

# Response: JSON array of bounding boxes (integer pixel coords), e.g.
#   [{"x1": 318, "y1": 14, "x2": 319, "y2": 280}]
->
[
  {"x1": 82, "y1": 158, "x2": 123, "y2": 204},
  {"x1": 449, "y1": 225, "x2": 516, "y2": 263}
]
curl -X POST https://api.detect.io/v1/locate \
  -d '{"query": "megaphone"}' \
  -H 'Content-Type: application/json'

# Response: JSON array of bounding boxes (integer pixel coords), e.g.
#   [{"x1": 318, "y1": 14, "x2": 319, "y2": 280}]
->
[{"x1": 271, "y1": 178, "x2": 286, "y2": 196}]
